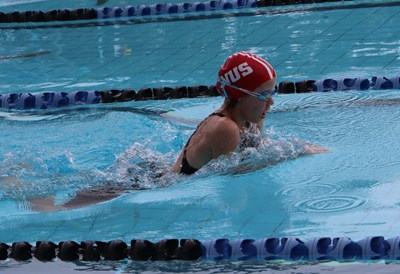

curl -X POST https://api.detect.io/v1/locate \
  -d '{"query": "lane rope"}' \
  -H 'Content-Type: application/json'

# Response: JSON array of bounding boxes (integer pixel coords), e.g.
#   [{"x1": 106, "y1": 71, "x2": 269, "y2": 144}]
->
[
  {"x1": 0, "y1": 0, "x2": 345, "y2": 23},
  {"x1": 1, "y1": 76, "x2": 399, "y2": 110},
  {"x1": 1, "y1": 236, "x2": 398, "y2": 262}
]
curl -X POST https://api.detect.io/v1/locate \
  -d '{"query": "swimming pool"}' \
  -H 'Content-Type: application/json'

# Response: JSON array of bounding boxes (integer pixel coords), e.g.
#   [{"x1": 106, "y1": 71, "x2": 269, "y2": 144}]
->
[{"x1": 1, "y1": 0, "x2": 400, "y2": 272}]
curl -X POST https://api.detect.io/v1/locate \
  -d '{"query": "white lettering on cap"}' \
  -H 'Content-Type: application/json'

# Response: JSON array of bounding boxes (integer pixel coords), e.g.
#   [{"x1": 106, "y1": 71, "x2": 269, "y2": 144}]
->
[{"x1": 219, "y1": 62, "x2": 253, "y2": 84}]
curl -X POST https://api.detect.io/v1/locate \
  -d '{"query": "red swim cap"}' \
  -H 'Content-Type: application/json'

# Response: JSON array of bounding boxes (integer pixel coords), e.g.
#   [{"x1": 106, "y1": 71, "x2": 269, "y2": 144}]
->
[{"x1": 216, "y1": 51, "x2": 276, "y2": 100}]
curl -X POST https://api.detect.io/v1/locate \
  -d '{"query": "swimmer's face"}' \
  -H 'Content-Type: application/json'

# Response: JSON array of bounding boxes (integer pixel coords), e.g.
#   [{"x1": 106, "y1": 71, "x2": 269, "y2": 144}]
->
[{"x1": 240, "y1": 79, "x2": 276, "y2": 123}]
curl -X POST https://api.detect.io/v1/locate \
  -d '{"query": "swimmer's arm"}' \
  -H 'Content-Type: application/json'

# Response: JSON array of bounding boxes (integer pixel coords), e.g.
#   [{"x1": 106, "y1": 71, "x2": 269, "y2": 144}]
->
[
  {"x1": 257, "y1": 119, "x2": 263, "y2": 131},
  {"x1": 230, "y1": 144, "x2": 329, "y2": 175},
  {"x1": 302, "y1": 144, "x2": 330, "y2": 154}
]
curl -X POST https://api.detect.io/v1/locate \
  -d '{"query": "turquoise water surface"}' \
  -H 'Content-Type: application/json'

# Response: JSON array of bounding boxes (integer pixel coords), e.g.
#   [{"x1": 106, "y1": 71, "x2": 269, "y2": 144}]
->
[{"x1": 1, "y1": 0, "x2": 400, "y2": 272}]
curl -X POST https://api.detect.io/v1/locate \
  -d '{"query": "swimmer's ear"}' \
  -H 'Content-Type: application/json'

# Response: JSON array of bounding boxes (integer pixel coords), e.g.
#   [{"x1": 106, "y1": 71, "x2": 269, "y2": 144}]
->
[{"x1": 129, "y1": 239, "x2": 154, "y2": 260}]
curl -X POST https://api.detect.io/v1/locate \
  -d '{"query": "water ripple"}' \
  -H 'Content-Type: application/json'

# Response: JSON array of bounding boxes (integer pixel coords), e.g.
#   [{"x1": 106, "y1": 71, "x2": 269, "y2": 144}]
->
[
  {"x1": 278, "y1": 178, "x2": 383, "y2": 214},
  {"x1": 272, "y1": 91, "x2": 365, "y2": 112},
  {"x1": 293, "y1": 195, "x2": 368, "y2": 213},
  {"x1": 278, "y1": 181, "x2": 341, "y2": 198},
  {"x1": 272, "y1": 91, "x2": 400, "y2": 113}
]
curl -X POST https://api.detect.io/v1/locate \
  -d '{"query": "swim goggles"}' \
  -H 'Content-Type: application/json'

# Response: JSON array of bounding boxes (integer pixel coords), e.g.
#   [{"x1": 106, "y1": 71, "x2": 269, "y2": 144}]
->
[{"x1": 218, "y1": 79, "x2": 276, "y2": 101}]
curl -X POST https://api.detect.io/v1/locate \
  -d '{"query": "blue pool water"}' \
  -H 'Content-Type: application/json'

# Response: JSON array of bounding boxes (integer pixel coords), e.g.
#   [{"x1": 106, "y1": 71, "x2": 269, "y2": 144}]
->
[{"x1": 2, "y1": 0, "x2": 400, "y2": 272}]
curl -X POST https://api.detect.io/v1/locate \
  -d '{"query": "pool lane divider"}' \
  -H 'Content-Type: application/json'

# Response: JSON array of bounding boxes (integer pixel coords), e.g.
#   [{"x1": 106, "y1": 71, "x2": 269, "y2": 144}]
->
[
  {"x1": 0, "y1": 86, "x2": 220, "y2": 110},
  {"x1": 0, "y1": 236, "x2": 399, "y2": 262},
  {"x1": 0, "y1": 76, "x2": 399, "y2": 110},
  {"x1": 0, "y1": 0, "x2": 344, "y2": 24}
]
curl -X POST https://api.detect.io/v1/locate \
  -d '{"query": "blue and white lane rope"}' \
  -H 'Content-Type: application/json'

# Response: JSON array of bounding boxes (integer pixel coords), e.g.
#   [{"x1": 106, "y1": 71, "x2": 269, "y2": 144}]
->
[
  {"x1": 2, "y1": 236, "x2": 400, "y2": 261},
  {"x1": 1, "y1": 76, "x2": 400, "y2": 110},
  {"x1": 96, "y1": 0, "x2": 258, "y2": 19},
  {"x1": 0, "y1": 0, "x2": 347, "y2": 24}
]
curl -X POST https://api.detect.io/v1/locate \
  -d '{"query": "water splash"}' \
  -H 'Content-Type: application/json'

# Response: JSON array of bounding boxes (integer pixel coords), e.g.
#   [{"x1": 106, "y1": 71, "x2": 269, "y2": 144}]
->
[
  {"x1": 0, "y1": 149, "x2": 92, "y2": 200},
  {"x1": 198, "y1": 126, "x2": 312, "y2": 175},
  {"x1": 108, "y1": 142, "x2": 181, "y2": 189},
  {"x1": 0, "y1": 145, "x2": 183, "y2": 204},
  {"x1": 0, "y1": 126, "x2": 317, "y2": 207}
]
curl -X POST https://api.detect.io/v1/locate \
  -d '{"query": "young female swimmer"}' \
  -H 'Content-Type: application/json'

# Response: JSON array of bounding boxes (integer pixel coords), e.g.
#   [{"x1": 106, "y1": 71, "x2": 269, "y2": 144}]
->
[
  {"x1": 173, "y1": 51, "x2": 328, "y2": 175},
  {"x1": 29, "y1": 51, "x2": 327, "y2": 211}
]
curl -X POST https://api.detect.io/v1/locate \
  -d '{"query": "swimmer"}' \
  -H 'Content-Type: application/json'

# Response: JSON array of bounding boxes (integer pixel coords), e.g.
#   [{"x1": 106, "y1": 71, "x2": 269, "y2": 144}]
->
[
  {"x1": 27, "y1": 51, "x2": 328, "y2": 211},
  {"x1": 172, "y1": 51, "x2": 328, "y2": 175}
]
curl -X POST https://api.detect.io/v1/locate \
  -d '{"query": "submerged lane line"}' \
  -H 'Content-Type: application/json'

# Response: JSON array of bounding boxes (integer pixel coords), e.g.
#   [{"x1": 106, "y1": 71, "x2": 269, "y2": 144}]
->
[{"x1": 1, "y1": 1, "x2": 400, "y2": 30}]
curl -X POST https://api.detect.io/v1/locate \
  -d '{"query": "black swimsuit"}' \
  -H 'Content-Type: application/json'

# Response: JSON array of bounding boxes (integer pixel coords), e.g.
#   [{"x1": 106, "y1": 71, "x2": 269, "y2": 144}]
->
[{"x1": 180, "y1": 112, "x2": 226, "y2": 175}]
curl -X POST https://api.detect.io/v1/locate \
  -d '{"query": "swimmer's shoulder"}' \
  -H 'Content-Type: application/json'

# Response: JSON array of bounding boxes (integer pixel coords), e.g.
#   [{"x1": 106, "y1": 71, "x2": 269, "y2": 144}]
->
[
  {"x1": 205, "y1": 113, "x2": 239, "y2": 134},
  {"x1": 206, "y1": 114, "x2": 241, "y2": 150}
]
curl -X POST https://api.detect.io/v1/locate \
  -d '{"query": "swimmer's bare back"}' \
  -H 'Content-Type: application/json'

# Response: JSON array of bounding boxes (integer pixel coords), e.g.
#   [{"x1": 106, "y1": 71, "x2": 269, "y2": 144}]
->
[{"x1": 0, "y1": 51, "x2": 50, "y2": 60}]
